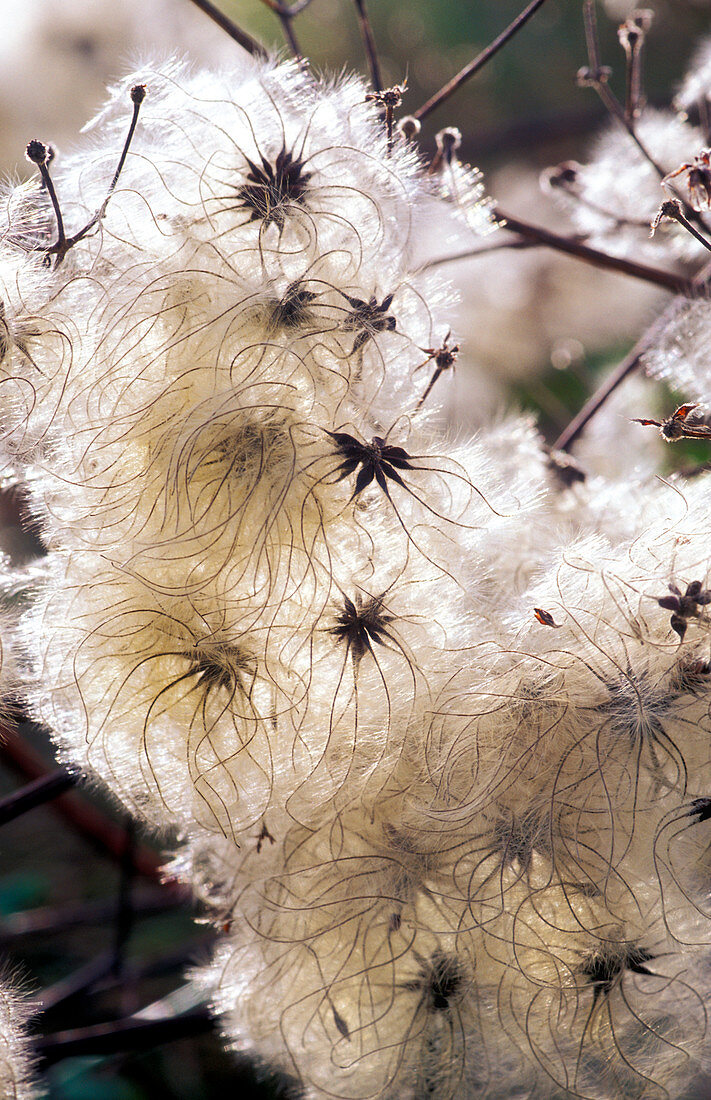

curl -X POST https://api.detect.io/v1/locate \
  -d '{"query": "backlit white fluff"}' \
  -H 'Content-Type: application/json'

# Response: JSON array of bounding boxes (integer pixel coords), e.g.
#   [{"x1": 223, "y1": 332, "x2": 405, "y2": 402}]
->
[{"x1": 5, "y1": 45, "x2": 711, "y2": 1100}]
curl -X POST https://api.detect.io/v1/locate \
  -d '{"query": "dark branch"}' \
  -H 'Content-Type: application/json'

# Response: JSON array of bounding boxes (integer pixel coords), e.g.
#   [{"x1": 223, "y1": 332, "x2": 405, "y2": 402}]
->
[
  {"x1": 0, "y1": 767, "x2": 77, "y2": 825},
  {"x1": 495, "y1": 208, "x2": 694, "y2": 295},
  {"x1": 414, "y1": 0, "x2": 550, "y2": 122},
  {"x1": 186, "y1": 0, "x2": 267, "y2": 56},
  {"x1": 430, "y1": 207, "x2": 694, "y2": 296},
  {"x1": 653, "y1": 199, "x2": 711, "y2": 255},
  {"x1": 32, "y1": 1009, "x2": 213, "y2": 1065},
  {"x1": 353, "y1": 0, "x2": 383, "y2": 93}
]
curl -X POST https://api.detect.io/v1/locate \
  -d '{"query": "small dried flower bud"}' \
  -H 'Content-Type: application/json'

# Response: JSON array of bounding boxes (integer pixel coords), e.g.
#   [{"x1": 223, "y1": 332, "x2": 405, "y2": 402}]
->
[
  {"x1": 631, "y1": 8, "x2": 653, "y2": 32},
  {"x1": 618, "y1": 19, "x2": 643, "y2": 55},
  {"x1": 380, "y1": 84, "x2": 405, "y2": 108},
  {"x1": 577, "y1": 65, "x2": 612, "y2": 87},
  {"x1": 397, "y1": 115, "x2": 421, "y2": 140},
  {"x1": 540, "y1": 160, "x2": 581, "y2": 193},
  {"x1": 25, "y1": 139, "x2": 49, "y2": 166},
  {"x1": 651, "y1": 198, "x2": 683, "y2": 234},
  {"x1": 130, "y1": 83, "x2": 147, "y2": 105},
  {"x1": 435, "y1": 127, "x2": 462, "y2": 165},
  {"x1": 534, "y1": 607, "x2": 560, "y2": 628}
]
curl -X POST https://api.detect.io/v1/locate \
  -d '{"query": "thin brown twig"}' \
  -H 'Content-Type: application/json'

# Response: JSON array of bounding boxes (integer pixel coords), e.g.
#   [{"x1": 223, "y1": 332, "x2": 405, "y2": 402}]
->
[
  {"x1": 414, "y1": 0, "x2": 550, "y2": 122},
  {"x1": 33, "y1": 1009, "x2": 213, "y2": 1065},
  {"x1": 353, "y1": 0, "x2": 382, "y2": 93},
  {"x1": 0, "y1": 723, "x2": 163, "y2": 881},
  {"x1": 580, "y1": 2, "x2": 666, "y2": 173},
  {"x1": 428, "y1": 207, "x2": 695, "y2": 296},
  {"x1": 582, "y1": 0, "x2": 602, "y2": 74},
  {"x1": 0, "y1": 767, "x2": 77, "y2": 824},
  {"x1": 653, "y1": 200, "x2": 711, "y2": 255},
  {"x1": 27, "y1": 85, "x2": 148, "y2": 265},
  {"x1": 496, "y1": 208, "x2": 695, "y2": 294},
  {"x1": 278, "y1": 13, "x2": 302, "y2": 56},
  {"x1": 423, "y1": 238, "x2": 542, "y2": 268},
  {"x1": 554, "y1": 257, "x2": 711, "y2": 450},
  {"x1": 554, "y1": 341, "x2": 647, "y2": 452},
  {"x1": 186, "y1": 0, "x2": 267, "y2": 56},
  {"x1": 258, "y1": 0, "x2": 306, "y2": 56},
  {"x1": 583, "y1": 73, "x2": 667, "y2": 177}
]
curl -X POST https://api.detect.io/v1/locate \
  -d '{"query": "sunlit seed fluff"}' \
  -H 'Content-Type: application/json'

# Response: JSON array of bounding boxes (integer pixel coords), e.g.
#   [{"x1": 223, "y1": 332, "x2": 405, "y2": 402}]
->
[
  {"x1": 565, "y1": 110, "x2": 706, "y2": 261},
  {"x1": 675, "y1": 35, "x2": 711, "y2": 123},
  {"x1": 641, "y1": 294, "x2": 711, "y2": 399},
  {"x1": 0, "y1": 976, "x2": 38, "y2": 1100},
  {"x1": 12, "y1": 43, "x2": 711, "y2": 1100}
]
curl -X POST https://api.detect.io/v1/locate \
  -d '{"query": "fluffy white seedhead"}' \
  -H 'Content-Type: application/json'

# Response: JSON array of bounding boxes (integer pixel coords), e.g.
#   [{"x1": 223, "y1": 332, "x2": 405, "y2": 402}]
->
[
  {"x1": 8, "y1": 48, "x2": 711, "y2": 1100},
  {"x1": 558, "y1": 111, "x2": 707, "y2": 261},
  {"x1": 675, "y1": 35, "x2": 711, "y2": 120},
  {"x1": 642, "y1": 296, "x2": 711, "y2": 400}
]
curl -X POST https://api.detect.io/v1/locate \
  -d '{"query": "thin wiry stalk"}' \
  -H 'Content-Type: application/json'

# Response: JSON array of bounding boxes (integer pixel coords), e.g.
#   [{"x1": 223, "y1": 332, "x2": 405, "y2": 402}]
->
[
  {"x1": 0, "y1": 767, "x2": 76, "y2": 825},
  {"x1": 186, "y1": 0, "x2": 267, "y2": 56},
  {"x1": 428, "y1": 208, "x2": 695, "y2": 296},
  {"x1": 353, "y1": 0, "x2": 383, "y2": 93},
  {"x1": 32, "y1": 1009, "x2": 214, "y2": 1065},
  {"x1": 414, "y1": 0, "x2": 551, "y2": 122},
  {"x1": 555, "y1": 258, "x2": 711, "y2": 450},
  {"x1": 258, "y1": 0, "x2": 304, "y2": 57}
]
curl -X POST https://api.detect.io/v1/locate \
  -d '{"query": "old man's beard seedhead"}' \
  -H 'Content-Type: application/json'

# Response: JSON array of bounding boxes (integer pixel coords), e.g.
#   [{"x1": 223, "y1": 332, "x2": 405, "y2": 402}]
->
[{"x1": 4, "y1": 18, "x2": 711, "y2": 1100}]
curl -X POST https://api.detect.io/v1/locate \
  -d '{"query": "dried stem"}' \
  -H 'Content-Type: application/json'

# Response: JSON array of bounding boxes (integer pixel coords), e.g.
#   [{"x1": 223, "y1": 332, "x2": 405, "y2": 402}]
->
[
  {"x1": 578, "y1": 70, "x2": 667, "y2": 178},
  {"x1": 554, "y1": 341, "x2": 647, "y2": 452},
  {"x1": 554, "y1": 267, "x2": 711, "y2": 450},
  {"x1": 0, "y1": 723, "x2": 163, "y2": 880},
  {"x1": 0, "y1": 767, "x2": 76, "y2": 825},
  {"x1": 496, "y1": 208, "x2": 695, "y2": 294},
  {"x1": 582, "y1": 0, "x2": 602, "y2": 74},
  {"x1": 653, "y1": 200, "x2": 711, "y2": 255},
  {"x1": 428, "y1": 207, "x2": 695, "y2": 296},
  {"x1": 279, "y1": 16, "x2": 302, "y2": 55},
  {"x1": 353, "y1": 0, "x2": 382, "y2": 93},
  {"x1": 260, "y1": 0, "x2": 315, "y2": 52},
  {"x1": 28, "y1": 86, "x2": 149, "y2": 265},
  {"x1": 414, "y1": 0, "x2": 550, "y2": 122},
  {"x1": 33, "y1": 1009, "x2": 213, "y2": 1065},
  {"x1": 186, "y1": 0, "x2": 267, "y2": 56},
  {"x1": 579, "y1": 2, "x2": 665, "y2": 174}
]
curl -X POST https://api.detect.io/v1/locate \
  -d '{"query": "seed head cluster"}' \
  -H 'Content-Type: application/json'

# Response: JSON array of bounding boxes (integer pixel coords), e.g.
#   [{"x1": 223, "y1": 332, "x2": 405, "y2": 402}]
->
[{"x1": 2, "y1": 39, "x2": 711, "y2": 1100}]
